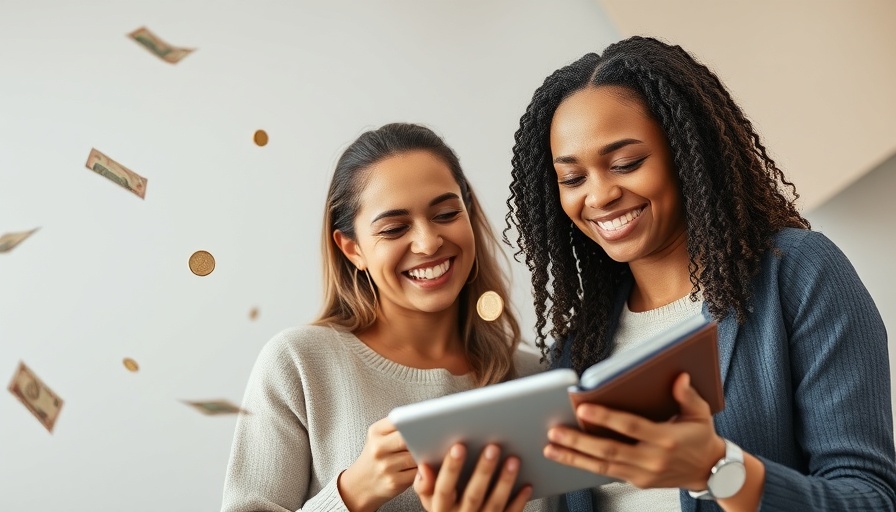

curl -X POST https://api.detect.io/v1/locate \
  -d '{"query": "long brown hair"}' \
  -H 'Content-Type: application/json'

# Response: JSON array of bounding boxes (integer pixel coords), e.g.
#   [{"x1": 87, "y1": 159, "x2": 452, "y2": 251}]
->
[{"x1": 315, "y1": 123, "x2": 522, "y2": 386}]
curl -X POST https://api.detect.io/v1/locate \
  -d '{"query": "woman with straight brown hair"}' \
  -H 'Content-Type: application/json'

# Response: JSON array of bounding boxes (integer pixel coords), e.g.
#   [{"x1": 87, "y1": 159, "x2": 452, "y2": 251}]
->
[{"x1": 222, "y1": 123, "x2": 550, "y2": 511}]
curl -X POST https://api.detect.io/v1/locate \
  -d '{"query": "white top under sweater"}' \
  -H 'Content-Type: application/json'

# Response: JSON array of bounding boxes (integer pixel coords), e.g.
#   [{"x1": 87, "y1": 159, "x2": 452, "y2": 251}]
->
[
  {"x1": 592, "y1": 293, "x2": 704, "y2": 512},
  {"x1": 221, "y1": 324, "x2": 557, "y2": 511}
]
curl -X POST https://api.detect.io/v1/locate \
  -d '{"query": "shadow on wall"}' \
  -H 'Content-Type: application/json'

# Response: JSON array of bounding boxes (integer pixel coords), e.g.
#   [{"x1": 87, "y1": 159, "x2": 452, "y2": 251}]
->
[{"x1": 807, "y1": 149, "x2": 896, "y2": 308}]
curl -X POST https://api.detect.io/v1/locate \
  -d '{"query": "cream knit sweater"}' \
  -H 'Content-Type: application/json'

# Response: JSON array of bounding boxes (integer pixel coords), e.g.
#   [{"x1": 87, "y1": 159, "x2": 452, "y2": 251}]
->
[
  {"x1": 593, "y1": 294, "x2": 703, "y2": 512},
  {"x1": 221, "y1": 324, "x2": 556, "y2": 511}
]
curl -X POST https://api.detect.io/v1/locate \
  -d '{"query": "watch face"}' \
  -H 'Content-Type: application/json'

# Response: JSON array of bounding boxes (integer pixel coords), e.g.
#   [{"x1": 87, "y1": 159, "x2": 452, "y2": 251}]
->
[{"x1": 708, "y1": 461, "x2": 747, "y2": 499}]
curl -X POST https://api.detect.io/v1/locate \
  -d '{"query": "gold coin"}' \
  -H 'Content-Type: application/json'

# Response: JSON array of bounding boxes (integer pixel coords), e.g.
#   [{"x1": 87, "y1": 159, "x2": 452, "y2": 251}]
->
[
  {"x1": 249, "y1": 307, "x2": 259, "y2": 320},
  {"x1": 253, "y1": 129, "x2": 268, "y2": 147},
  {"x1": 123, "y1": 358, "x2": 139, "y2": 372},
  {"x1": 476, "y1": 291, "x2": 504, "y2": 322},
  {"x1": 189, "y1": 250, "x2": 215, "y2": 276}
]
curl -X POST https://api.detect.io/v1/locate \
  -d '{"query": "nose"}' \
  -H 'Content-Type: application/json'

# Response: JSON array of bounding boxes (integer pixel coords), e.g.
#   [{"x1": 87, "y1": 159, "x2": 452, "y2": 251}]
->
[
  {"x1": 584, "y1": 176, "x2": 622, "y2": 210},
  {"x1": 410, "y1": 224, "x2": 443, "y2": 255}
]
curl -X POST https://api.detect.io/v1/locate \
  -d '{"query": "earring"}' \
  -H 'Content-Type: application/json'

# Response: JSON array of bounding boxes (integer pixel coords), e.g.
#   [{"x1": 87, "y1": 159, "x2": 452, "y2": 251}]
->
[{"x1": 466, "y1": 256, "x2": 479, "y2": 284}]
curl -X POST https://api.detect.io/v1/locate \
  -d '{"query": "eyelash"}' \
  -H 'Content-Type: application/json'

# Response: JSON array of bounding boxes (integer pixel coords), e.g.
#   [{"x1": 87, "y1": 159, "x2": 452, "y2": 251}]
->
[
  {"x1": 376, "y1": 210, "x2": 462, "y2": 238},
  {"x1": 378, "y1": 227, "x2": 407, "y2": 238},
  {"x1": 613, "y1": 157, "x2": 647, "y2": 173},
  {"x1": 558, "y1": 157, "x2": 647, "y2": 187},
  {"x1": 558, "y1": 174, "x2": 584, "y2": 187},
  {"x1": 434, "y1": 210, "x2": 462, "y2": 222}
]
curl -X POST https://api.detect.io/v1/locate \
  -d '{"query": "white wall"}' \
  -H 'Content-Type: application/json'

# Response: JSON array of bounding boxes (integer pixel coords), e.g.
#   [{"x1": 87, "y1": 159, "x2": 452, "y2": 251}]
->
[
  {"x1": 806, "y1": 152, "x2": 896, "y2": 434},
  {"x1": 0, "y1": 1, "x2": 619, "y2": 509}
]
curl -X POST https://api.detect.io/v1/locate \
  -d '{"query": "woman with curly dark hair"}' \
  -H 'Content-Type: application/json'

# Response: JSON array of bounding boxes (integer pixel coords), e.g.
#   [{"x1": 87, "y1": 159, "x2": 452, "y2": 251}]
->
[{"x1": 505, "y1": 37, "x2": 896, "y2": 511}]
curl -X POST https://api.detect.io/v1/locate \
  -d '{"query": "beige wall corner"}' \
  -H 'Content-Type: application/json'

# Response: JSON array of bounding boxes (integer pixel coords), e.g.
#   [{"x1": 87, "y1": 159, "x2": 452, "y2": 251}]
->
[{"x1": 598, "y1": 0, "x2": 896, "y2": 211}]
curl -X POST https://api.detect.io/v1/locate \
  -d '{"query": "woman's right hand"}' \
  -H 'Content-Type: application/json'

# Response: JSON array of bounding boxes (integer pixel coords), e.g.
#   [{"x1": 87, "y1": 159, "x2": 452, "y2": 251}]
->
[
  {"x1": 338, "y1": 417, "x2": 418, "y2": 512},
  {"x1": 414, "y1": 443, "x2": 533, "y2": 511}
]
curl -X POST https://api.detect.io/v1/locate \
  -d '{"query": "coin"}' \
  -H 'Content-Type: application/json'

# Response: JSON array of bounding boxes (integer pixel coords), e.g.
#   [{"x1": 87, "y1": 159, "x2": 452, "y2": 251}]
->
[
  {"x1": 249, "y1": 307, "x2": 259, "y2": 320},
  {"x1": 253, "y1": 129, "x2": 268, "y2": 147},
  {"x1": 189, "y1": 250, "x2": 215, "y2": 276},
  {"x1": 123, "y1": 358, "x2": 139, "y2": 372},
  {"x1": 476, "y1": 291, "x2": 504, "y2": 322}
]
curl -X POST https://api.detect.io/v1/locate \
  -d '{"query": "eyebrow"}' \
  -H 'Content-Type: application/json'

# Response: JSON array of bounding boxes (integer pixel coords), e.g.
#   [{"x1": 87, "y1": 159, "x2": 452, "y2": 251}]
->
[
  {"x1": 553, "y1": 138, "x2": 643, "y2": 164},
  {"x1": 370, "y1": 192, "x2": 461, "y2": 224}
]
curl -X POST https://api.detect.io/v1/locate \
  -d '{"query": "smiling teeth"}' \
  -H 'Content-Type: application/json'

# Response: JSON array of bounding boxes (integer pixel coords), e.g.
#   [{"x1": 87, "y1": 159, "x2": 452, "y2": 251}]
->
[
  {"x1": 597, "y1": 209, "x2": 643, "y2": 231},
  {"x1": 408, "y1": 260, "x2": 451, "y2": 280}
]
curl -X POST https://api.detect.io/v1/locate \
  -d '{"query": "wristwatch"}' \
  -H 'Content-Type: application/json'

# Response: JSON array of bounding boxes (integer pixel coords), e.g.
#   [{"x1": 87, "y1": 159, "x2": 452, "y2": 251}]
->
[{"x1": 688, "y1": 438, "x2": 747, "y2": 500}]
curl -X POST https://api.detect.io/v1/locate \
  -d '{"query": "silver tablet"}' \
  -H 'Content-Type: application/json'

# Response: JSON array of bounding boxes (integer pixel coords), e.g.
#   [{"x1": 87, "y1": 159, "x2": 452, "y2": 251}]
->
[{"x1": 388, "y1": 369, "x2": 614, "y2": 499}]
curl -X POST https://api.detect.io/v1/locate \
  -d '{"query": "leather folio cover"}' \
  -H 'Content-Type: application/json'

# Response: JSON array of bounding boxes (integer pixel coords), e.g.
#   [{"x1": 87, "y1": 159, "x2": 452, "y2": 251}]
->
[{"x1": 568, "y1": 322, "x2": 724, "y2": 441}]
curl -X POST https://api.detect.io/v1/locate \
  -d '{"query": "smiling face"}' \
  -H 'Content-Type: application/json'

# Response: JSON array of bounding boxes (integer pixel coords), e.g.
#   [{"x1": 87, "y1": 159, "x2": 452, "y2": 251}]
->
[
  {"x1": 335, "y1": 150, "x2": 475, "y2": 318},
  {"x1": 550, "y1": 85, "x2": 687, "y2": 266}
]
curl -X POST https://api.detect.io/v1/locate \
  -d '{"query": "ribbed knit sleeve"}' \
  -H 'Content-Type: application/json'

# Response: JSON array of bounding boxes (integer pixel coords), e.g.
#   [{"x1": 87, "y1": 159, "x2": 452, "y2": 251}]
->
[
  {"x1": 747, "y1": 230, "x2": 895, "y2": 510},
  {"x1": 221, "y1": 328, "x2": 349, "y2": 512}
]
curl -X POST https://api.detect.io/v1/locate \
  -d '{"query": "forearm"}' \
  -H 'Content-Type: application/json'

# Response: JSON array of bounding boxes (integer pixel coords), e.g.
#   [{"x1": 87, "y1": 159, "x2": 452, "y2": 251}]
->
[
  {"x1": 338, "y1": 468, "x2": 384, "y2": 512},
  {"x1": 718, "y1": 452, "x2": 764, "y2": 512}
]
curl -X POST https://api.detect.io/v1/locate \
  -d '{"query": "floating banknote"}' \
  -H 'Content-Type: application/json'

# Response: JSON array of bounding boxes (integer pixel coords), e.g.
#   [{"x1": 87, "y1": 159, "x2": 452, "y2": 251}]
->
[
  {"x1": 84, "y1": 148, "x2": 147, "y2": 199},
  {"x1": 0, "y1": 228, "x2": 39, "y2": 254},
  {"x1": 128, "y1": 27, "x2": 194, "y2": 64},
  {"x1": 182, "y1": 399, "x2": 246, "y2": 416},
  {"x1": 8, "y1": 362, "x2": 64, "y2": 433}
]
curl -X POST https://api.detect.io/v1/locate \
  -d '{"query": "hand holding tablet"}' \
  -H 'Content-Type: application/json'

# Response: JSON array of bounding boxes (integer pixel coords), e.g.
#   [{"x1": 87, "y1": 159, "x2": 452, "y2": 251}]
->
[{"x1": 389, "y1": 315, "x2": 723, "y2": 499}]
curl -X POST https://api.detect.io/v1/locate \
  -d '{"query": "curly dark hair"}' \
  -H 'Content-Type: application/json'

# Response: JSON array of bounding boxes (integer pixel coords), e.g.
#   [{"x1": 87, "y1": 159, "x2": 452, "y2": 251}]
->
[{"x1": 504, "y1": 36, "x2": 810, "y2": 373}]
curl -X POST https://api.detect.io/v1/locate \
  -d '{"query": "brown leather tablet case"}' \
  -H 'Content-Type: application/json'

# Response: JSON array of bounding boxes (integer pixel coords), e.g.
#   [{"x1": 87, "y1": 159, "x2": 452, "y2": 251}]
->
[{"x1": 567, "y1": 322, "x2": 724, "y2": 442}]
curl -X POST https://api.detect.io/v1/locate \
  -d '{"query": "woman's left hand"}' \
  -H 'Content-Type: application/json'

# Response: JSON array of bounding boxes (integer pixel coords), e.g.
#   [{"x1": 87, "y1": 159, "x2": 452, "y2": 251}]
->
[
  {"x1": 415, "y1": 443, "x2": 532, "y2": 511},
  {"x1": 544, "y1": 372, "x2": 725, "y2": 491}
]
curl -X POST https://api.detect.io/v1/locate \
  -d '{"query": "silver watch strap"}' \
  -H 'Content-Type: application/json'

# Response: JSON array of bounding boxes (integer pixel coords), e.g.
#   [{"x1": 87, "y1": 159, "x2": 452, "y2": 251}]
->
[{"x1": 687, "y1": 439, "x2": 743, "y2": 501}]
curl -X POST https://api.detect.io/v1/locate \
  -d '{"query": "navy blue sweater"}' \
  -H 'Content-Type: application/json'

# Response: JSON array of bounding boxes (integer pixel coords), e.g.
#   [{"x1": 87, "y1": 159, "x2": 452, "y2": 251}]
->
[{"x1": 560, "y1": 228, "x2": 896, "y2": 511}]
